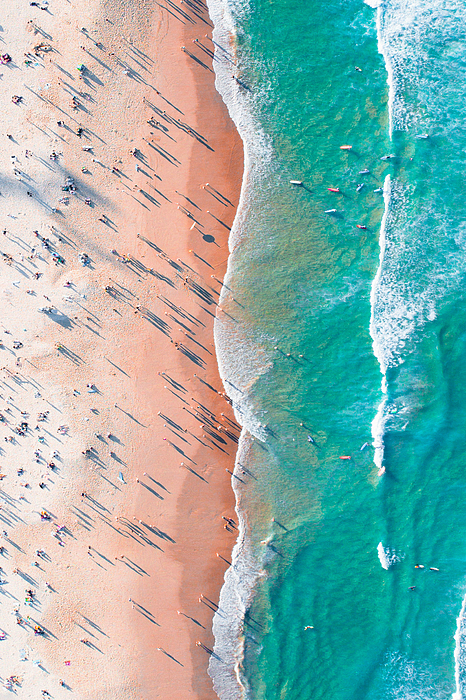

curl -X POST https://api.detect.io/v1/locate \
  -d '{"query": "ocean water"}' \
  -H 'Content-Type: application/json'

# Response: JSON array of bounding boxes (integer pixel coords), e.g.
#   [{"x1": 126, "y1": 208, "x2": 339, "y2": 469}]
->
[{"x1": 206, "y1": 0, "x2": 466, "y2": 698}]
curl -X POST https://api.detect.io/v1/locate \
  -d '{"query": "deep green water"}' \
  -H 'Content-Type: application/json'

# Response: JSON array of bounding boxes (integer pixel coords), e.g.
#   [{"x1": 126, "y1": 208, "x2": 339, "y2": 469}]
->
[{"x1": 211, "y1": 0, "x2": 466, "y2": 698}]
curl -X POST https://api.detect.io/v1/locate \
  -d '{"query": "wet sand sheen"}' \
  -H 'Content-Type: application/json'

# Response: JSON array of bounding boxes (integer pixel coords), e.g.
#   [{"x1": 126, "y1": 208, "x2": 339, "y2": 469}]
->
[{"x1": 0, "y1": 0, "x2": 242, "y2": 697}]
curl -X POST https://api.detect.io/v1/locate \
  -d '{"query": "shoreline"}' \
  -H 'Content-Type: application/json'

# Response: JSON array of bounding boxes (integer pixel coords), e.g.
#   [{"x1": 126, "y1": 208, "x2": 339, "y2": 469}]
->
[
  {"x1": 0, "y1": 0, "x2": 243, "y2": 697},
  {"x1": 203, "y1": 1, "x2": 274, "y2": 694}
]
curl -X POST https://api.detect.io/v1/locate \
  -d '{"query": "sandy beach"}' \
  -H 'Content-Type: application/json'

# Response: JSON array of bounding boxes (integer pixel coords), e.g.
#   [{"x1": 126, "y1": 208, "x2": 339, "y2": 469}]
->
[{"x1": 0, "y1": 0, "x2": 243, "y2": 697}]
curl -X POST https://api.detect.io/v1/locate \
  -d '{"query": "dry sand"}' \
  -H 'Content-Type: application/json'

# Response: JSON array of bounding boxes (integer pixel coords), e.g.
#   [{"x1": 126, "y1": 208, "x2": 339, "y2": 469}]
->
[{"x1": 0, "y1": 0, "x2": 243, "y2": 697}]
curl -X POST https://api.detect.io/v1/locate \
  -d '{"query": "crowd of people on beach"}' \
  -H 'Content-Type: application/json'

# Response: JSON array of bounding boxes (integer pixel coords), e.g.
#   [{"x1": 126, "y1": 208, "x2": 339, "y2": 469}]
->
[{"x1": 0, "y1": 0, "x2": 242, "y2": 695}]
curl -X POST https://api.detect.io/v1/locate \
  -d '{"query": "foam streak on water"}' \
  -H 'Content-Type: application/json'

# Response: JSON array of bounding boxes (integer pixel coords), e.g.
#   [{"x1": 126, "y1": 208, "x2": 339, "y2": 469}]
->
[{"x1": 369, "y1": 175, "x2": 391, "y2": 475}]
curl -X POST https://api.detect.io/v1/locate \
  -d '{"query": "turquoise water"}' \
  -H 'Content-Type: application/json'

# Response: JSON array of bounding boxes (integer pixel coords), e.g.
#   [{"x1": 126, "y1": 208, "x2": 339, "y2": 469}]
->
[{"x1": 209, "y1": 0, "x2": 466, "y2": 698}]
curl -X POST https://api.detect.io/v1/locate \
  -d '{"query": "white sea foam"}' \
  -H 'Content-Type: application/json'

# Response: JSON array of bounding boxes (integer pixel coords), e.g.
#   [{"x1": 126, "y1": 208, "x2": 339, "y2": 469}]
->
[
  {"x1": 370, "y1": 0, "x2": 466, "y2": 374},
  {"x1": 453, "y1": 594, "x2": 466, "y2": 700},
  {"x1": 369, "y1": 173, "x2": 390, "y2": 371},
  {"x1": 369, "y1": 175, "x2": 391, "y2": 473},
  {"x1": 369, "y1": 174, "x2": 466, "y2": 372},
  {"x1": 374, "y1": 3, "x2": 395, "y2": 137},
  {"x1": 371, "y1": 382, "x2": 387, "y2": 472},
  {"x1": 377, "y1": 541, "x2": 403, "y2": 569},
  {"x1": 377, "y1": 0, "x2": 466, "y2": 133},
  {"x1": 377, "y1": 542, "x2": 390, "y2": 569},
  {"x1": 215, "y1": 321, "x2": 272, "y2": 442},
  {"x1": 382, "y1": 650, "x2": 439, "y2": 700},
  {"x1": 209, "y1": 433, "x2": 264, "y2": 700},
  {"x1": 205, "y1": 0, "x2": 275, "y2": 696},
  {"x1": 367, "y1": 0, "x2": 466, "y2": 468},
  {"x1": 372, "y1": 5, "x2": 466, "y2": 695},
  {"x1": 377, "y1": 591, "x2": 466, "y2": 698}
]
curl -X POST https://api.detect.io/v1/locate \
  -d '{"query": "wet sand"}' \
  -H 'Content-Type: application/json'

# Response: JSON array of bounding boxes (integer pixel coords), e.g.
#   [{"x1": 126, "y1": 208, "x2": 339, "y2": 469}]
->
[{"x1": 0, "y1": 0, "x2": 242, "y2": 697}]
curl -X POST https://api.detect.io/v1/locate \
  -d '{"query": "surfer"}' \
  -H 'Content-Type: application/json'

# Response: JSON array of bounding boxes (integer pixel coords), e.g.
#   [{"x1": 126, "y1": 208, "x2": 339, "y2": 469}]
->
[
  {"x1": 307, "y1": 435, "x2": 315, "y2": 444},
  {"x1": 356, "y1": 183, "x2": 364, "y2": 192},
  {"x1": 304, "y1": 626, "x2": 314, "y2": 630}
]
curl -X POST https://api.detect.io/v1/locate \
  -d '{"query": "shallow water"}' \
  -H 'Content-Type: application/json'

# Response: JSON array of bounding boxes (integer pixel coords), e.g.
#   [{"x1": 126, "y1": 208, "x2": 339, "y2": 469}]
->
[{"x1": 208, "y1": 0, "x2": 466, "y2": 698}]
